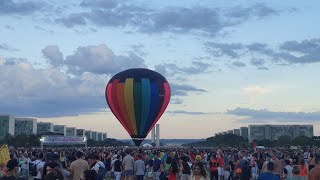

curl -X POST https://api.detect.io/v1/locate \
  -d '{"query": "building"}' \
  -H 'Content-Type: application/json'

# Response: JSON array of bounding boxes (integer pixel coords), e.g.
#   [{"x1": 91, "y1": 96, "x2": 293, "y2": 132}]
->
[
  {"x1": 76, "y1": 129, "x2": 85, "y2": 137},
  {"x1": 97, "y1": 132, "x2": 102, "y2": 141},
  {"x1": 233, "y1": 129, "x2": 240, "y2": 136},
  {"x1": 151, "y1": 127, "x2": 155, "y2": 143},
  {"x1": 240, "y1": 127, "x2": 249, "y2": 140},
  {"x1": 92, "y1": 131, "x2": 98, "y2": 141},
  {"x1": 227, "y1": 130, "x2": 233, "y2": 134},
  {"x1": 85, "y1": 131, "x2": 92, "y2": 139},
  {"x1": 53, "y1": 125, "x2": 66, "y2": 136},
  {"x1": 15, "y1": 118, "x2": 37, "y2": 135},
  {"x1": 66, "y1": 127, "x2": 76, "y2": 136},
  {"x1": 0, "y1": 115, "x2": 15, "y2": 139},
  {"x1": 156, "y1": 124, "x2": 160, "y2": 147},
  {"x1": 103, "y1": 133, "x2": 107, "y2": 140},
  {"x1": 37, "y1": 122, "x2": 53, "y2": 135},
  {"x1": 248, "y1": 124, "x2": 314, "y2": 142}
]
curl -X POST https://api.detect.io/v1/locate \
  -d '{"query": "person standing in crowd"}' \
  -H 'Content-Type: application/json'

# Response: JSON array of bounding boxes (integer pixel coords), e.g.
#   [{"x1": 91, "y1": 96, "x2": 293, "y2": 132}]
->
[
  {"x1": 91, "y1": 154, "x2": 106, "y2": 180},
  {"x1": 283, "y1": 159, "x2": 293, "y2": 179},
  {"x1": 308, "y1": 154, "x2": 320, "y2": 180},
  {"x1": 287, "y1": 165, "x2": 306, "y2": 180},
  {"x1": 21, "y1": 153, "x2": 30, "y2": 180},
  {"x1": 70, "y1": 151, "x2": 89, "y2": 180},
  {"x1": 33, "y1": 153, "x2": 44, "y2": 180},
  {"x1": 257, "y1": 162, "x2": 280, "y2": 180},
  {"x1": 0, "y1": 159, "x2": 19, "y2": 180},
  {"x1": 122, "y1": 149, "x2": 134, "y2": 180},
  {"x1": 134, "y1": 154, "x2": 145, "y2": 180},
  {"x1": 153, "y1": 152, "x2": 163, "y2": 180},
  {"x1": 113, "y1": 155, "x2": 122, "y2": 180},
  {"x1": 168, "y1": 160, "x2": 178, "y2": 180},
  {"x1": 191, "y1": 162, "x2": 209, "y2": 180},
  {"x1": 298, "y1": 159, "x2": 308, "y2": 178}
]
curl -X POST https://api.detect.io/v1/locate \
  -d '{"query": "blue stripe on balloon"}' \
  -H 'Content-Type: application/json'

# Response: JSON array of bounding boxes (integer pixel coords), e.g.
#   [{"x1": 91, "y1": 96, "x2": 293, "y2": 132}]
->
[
  {"x1": 140, "y1": 78, "x2": 151, "y2": 135},
  {"x1": 143, "y1": 82, "x2": 159, "y2": 135}
]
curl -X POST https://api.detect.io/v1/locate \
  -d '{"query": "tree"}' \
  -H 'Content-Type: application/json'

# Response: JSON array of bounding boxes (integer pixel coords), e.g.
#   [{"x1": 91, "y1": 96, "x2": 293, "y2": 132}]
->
[{"x1": 278, "y1": 135, "x2": 291, "y2": 146}]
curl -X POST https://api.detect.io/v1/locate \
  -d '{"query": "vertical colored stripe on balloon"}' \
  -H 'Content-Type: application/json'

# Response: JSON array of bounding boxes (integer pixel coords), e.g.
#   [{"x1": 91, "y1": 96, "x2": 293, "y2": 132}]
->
[
  {"x1": 124, "y1": 78, "x2": 137, "y2": 134},
  {"x1": 143, "y1": 82, "x2": 159, "y2": 135},
  {"x1": 133, "y1": 81, "x2": 142, "y2": 135},
  {"x1": 147, "y1": 82, "x2": 171, "y2": 135},
  {"x1": 107, "y1": 80, "x2": 131, "y2": 135},
  {"x1": 140, "y1": 78, "x2": 151, "y2": 135},
  {"x1": 117, "y1": 83, "x2": 134, "y2": 134}
]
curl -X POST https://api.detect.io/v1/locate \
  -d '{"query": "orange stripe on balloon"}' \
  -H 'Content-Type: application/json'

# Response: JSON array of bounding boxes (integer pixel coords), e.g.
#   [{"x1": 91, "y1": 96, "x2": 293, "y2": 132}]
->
[
  {"x1": 124, "y1": 78, "x2": 137, "y2": 134},
  {"x1": 147, "y1": 82, "x2": 170, "y2": 135},
  {"x1": 107, "y1": 82, "x2": 131, "y2": 134},
  {"x1": 117, "y1": 83, "x2": 135, "y2": 134}
]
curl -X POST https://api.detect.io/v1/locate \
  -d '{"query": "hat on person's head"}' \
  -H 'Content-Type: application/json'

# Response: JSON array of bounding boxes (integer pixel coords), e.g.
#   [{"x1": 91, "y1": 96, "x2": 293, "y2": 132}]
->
[
  {"x1": 7, "y1": 159, "x2": 19, "y2": 170},
  {"x1": 235, "y1": 168, "x2": 242, "y2": 174},
  {"x1": 195, "y1": 155, "x2": 202, "y2": 160}
]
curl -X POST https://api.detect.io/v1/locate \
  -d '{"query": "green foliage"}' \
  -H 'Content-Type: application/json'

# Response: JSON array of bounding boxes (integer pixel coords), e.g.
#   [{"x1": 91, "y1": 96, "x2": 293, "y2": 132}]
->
[{"x1": 183, "y1": 134, "x2": 247, "y2": 147}]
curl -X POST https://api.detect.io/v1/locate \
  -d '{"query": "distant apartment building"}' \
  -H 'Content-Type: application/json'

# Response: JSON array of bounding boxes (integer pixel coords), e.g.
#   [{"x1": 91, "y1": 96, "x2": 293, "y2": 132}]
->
[
  {"x1": 53, "y1": 125, "x2": 66, "y2": 136},
  {"x1": 0, "y1": 115, "x2": 15, "y2": 139},
  {"x1": 76, "y1": 129, "x2": 85, "y2": 137},
  {"x1": 222, "y1": 132, "x2": 228, "y2": 135},
  {"x1": 97, "y1": 132, "x2": 102, "y2": 141},
  {"x1": 103, "y1": 133, "x2": 107, "y2": 140},
  {"x1": 37, "y1": 122, "x2": 54, "y2": 135},
  {"x1": 248, "y1": 124, "x2": 314, "y2": 142},
  {"x1": 92, "y1": 131, "x2": 98, "y2": 141},
  {"x1": 15, "y1": 118, "x2": 37, "y2": 135},
  {"x1": 240, "y1": 127, "x2": 249, "y2": 140},
  {"x1": 66, "y1": 127, "x2": 76, "y2": 136},
  {"x1": 233, "y1": 129, "x2": 240, "y2": 136},
  {"x1": 85, "y1": 131, "x2": 92, "y2": 139},
  {"x1": 227, "y1": 130, "x2": 233, "y2": 134}
]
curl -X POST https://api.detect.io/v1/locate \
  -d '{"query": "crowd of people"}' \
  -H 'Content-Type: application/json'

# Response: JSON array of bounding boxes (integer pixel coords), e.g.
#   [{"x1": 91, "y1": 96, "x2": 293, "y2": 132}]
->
[{"x1": 0, "y1": 146, "x2": 319, "y2": 180}]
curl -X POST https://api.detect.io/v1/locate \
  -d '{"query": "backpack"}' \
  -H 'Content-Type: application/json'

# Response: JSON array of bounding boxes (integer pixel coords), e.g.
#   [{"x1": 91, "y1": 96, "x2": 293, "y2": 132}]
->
[
  {"x1": 29, "y1": 161, "x2": 40, "y2": 176},
  {"x1": 96, "y1": 162, "x2": 106, "y2": 180}
]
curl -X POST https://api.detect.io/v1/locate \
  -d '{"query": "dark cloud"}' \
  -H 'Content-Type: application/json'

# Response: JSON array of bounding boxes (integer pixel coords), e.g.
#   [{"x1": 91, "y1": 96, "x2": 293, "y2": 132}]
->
[
  {"x1": 42, "y1": 45, "x2": 63, "y2": 67},
  {"x1": 0, "y1": 43, "x2": 18, "y2": 51},
  {"x1": 0, "y1": 0, "x2": 45, "y2": 15},
  {"x1": 64, "y1": 44, "x2": 147, "y2": 74},
  {"x1": 232, "y1": 61, "x2": 246, "y2": 67},
  {"x1": 170, "y1": 83, "x2": 206, "y2": 96},
  {"x1": 227, "y1": 107, "x2": 320, "y2": 122},
  {"x1": 205, "y1": 38, "x2": 320, "y2": 66},
  {"x1": 56, "y1": 2, "x2": 278, "y2": 35},
  {"x1": 167, "y1": 110, "x2": 211, "y2": 115}
]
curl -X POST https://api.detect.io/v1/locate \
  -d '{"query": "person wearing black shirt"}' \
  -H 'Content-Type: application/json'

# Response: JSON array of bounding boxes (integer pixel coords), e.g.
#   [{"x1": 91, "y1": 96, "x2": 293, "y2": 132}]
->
[
  {"x1": 113, "y1": 155, "x2": 122, "y2": 180},
  {"x1": 1, "y1": 159, "x2": 19, "y2": 180}
]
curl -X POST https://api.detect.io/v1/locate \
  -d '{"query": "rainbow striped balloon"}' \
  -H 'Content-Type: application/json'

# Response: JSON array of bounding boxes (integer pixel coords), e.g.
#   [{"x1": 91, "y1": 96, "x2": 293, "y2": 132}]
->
[{"x1": 105, "y1": 68, "x2": 171, "y2": 146}]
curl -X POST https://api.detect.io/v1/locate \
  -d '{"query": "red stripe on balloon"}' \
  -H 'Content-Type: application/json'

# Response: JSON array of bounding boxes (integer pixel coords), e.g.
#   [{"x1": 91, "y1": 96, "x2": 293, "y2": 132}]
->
[
  {"x1": 147, "y1": 82, "x2": 170, "y2": 135},
  {"x1": 110, "y1": 80, "x2": 132, "y2": 135},
  {"x1": 117, "y1": 82, "x2": 135, "y2": 135}
]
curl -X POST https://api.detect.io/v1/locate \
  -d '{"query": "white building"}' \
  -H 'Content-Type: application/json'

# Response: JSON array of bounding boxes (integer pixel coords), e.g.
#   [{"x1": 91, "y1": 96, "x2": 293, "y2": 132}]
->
[
  {"x1": 53, "y1": 125, "x2": 66, "y2": 136},
  {"x1": 37, "y1": 122, "x2": 54, "y2": 135},
  {"x1": 156, "y1": 124, "x2": 160, "y2": 147},
  {"x1": 97, "y1": 132, "x2": 102, "y2": 141},
  {"x1": 76, "y1": 129, "x2": 86, "y2": 137},
  {"x1": 15, "y1": 118, "x2": 37, "y2": 135},
  {"x1": 240, "y1": 127, "x2": 249, "y2": 140},
  {"x1": 0, "y1": 115, "x2": 15, "y2": 139},
  {"x1": 103, "y1": 133, "x2": 107, "y2": 140},
  {"x1": 233, "y1": 129, "x2": 241, "y2": 136},
  {"x1": 85, "y1": 130, "x2": 92, "y2": 139},
  {"x1": 92, "y1": 131, "x2": 98, "y2": 141}
]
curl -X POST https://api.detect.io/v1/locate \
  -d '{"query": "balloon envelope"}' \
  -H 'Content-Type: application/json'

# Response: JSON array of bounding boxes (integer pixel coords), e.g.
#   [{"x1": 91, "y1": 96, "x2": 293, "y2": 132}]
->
[{"x1": 105, "y1": 68, "x2": 170, "y2": 146}]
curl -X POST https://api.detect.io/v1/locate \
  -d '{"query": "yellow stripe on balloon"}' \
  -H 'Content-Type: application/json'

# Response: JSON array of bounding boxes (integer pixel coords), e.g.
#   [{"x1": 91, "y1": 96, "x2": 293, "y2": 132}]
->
[{"x1": 124, "y1": 78, "x2": 137, "y2": 134}]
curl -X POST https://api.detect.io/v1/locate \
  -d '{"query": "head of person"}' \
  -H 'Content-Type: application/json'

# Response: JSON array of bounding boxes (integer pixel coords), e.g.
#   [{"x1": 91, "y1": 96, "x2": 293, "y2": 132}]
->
[
  {"x1": 93, "y1": 154, "x2": 100, "y2": 163},
  {"x1": 193, "y1": 162, "x2": 207, "y2": 178},
  {"x1": 315, "y1": 153, "x2": 320, "y2": 165},
  {"x1": 76, "y1": 151, "x2": 83, "y2": 159},
  {"x1": 44, "y1": 168, "x2": 64, "y2": 180},
  {"x1": 138, "y1": 154, "x2": 142, "y2": 160},
  {"x1": 235, "y1": 168, "x2": 242, "y2": 176},
  {"x1": 285, "y1": 159, "x2": 291, "y2": 166},
  {"x1": 195, "y1": 155, "x2": 202, "y2": 162},
  {"x1": 182, "y1": 162, "x2": 191, "y2": 175},
  {"x1": 292, "y1": 165, "x2": 300, "y2": 175},
  {"x1": 45, "y1": 153, "x2": 54, "y2": 162},
  {"x1": 266, "y1": 162, "x2": 275, "y2": 172},
  {"x1": 125, "y1": 149, "x2": 131, "y2": 155},
  {"x1": 6, "y1": 159, "x2": 19, "y2": 174},
  {"x1": 84, "y1": 170, "x2": 97, "y2": 180}
]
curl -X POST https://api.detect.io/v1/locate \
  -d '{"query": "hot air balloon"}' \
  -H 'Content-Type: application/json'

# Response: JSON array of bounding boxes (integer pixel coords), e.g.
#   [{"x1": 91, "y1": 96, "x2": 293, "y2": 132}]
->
[{"x1": 105, "y1": 68, "x2": 171, "y2": 146}]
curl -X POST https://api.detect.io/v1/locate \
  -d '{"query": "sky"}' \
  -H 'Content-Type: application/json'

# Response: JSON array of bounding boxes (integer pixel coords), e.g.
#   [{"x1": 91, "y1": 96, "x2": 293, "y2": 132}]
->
[{"x1": 1, "y1": 0, "x2": 320, "y2": 139}]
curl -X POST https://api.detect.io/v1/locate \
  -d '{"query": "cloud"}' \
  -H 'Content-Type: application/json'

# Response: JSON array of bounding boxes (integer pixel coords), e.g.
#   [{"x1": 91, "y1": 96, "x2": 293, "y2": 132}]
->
[
  {"x1": 42, "y1": 45, "x2": 63, "y2": 67},
  {"x1": 205, "y1": 38, "x2": 320, "y2": 66},
  {"x1": 64, "y1": 44, "x2": 147, "y2": 74},
  {"x1": 0, "y1": 43, "x2": 18, "y2": 51},
  {"x1": 167, "y1": 110, "x2": 211, "y2": 115},
  {"x1": 0, "y1": 0, "x2": 45, "y2": 15},
  {"x1": 227, "y1": 107, "x2": 320, "y2": 122},
  {"x1": 170, "y1": 98, "x2": 183, "y2": 104},
  {"x1": 56, "y1": 2, "x2": 278, "y2": 35},
  {"x1": 131, "y1": 44, "x2": 148, "y2": 57},
  {"x1": 243, "y1": 86, "x2": 272, "y2": 96},
  {"x1": 171, "y1": 83, "x2": 206, "y2": 96},
  {"x1": 232, "y1": 61, "x2": 246, "y2": 67},
  {"x1": 0, "y1": 58, "x2": 107, "y2": 117}
]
